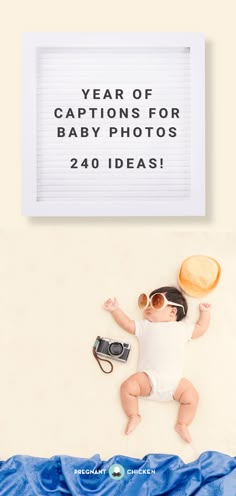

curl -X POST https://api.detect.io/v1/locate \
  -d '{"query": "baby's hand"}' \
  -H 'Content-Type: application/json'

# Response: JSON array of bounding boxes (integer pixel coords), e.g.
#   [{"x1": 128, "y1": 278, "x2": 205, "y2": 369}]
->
[
  {"x1": 103, "y1": 297, "x2": 119, "y2": 312},
  {"x1": 199, "y1": 302, "x2": 212, "y2": 312}
]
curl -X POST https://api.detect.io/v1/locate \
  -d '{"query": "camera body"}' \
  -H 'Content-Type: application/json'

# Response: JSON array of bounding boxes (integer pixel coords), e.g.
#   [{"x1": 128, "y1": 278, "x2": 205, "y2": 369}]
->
[{"x1": 95, "y1": 337, "x2": 131, "y2": 363}]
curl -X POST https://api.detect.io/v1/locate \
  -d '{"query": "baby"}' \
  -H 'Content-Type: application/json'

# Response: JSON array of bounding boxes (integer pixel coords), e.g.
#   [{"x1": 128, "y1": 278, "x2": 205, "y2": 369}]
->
[{"x1": 104, "y1": 286, "x2": 211, "y2": 443}]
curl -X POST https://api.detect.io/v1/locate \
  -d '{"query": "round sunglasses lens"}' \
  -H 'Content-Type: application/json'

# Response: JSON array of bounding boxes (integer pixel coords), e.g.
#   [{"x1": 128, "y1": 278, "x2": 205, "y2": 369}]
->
[
  {"x1": 138, "y1": 293, "x2": 148, "y2": 309},
  {"x1": 151, "y1": 293, "x2": 165, "y2": 309}
]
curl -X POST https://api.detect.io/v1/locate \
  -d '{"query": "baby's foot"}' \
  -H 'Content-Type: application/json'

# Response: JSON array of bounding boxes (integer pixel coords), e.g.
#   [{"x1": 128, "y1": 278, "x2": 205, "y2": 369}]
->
[
  {"x1": 175, "y1": 423, "x2": 192, "y2": 443},
  {"x1": 125, "y1": 415, "x2": 141, "y2": 435}
]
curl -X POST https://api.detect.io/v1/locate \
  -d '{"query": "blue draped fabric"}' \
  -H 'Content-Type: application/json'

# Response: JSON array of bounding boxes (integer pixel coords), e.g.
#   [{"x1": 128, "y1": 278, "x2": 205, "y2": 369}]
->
[{"x1": 0, "y1": 451, "x2": 236, "y2": 495}]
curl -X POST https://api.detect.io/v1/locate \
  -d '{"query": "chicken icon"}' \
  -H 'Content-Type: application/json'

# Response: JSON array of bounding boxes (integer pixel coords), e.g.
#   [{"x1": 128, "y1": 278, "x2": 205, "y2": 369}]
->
[
  {"x1": 112, "y1": 466, "x2": 121, "y2": 477},
  {"x1": 109, "y1": 463, "x2": 125, "y2": 480}
]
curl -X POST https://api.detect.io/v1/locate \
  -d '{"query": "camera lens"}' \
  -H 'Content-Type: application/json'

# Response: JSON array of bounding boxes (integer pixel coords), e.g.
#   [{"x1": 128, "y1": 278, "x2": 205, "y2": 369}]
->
[{"x1": 108, "y1": 342, "x2": 123, "y2": 357}]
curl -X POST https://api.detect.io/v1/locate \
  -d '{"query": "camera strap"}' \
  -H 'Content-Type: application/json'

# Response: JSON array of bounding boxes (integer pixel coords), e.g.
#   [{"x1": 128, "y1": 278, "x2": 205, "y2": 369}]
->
[{"x1": 93, "y1": 336, "x2": 114, "y2": 374}]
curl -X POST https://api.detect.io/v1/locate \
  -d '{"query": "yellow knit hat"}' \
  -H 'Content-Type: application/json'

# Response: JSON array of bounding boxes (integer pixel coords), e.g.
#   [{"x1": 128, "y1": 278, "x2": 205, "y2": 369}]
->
[{"x1": 178, "y1": 255, "x2": 221, "y2": 297}]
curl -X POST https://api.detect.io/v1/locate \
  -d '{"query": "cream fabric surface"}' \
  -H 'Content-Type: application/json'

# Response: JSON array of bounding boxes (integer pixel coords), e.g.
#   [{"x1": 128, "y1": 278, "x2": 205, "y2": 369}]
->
[{"x1": 0, "y1": 230, "x2": 235, "y2": 463}]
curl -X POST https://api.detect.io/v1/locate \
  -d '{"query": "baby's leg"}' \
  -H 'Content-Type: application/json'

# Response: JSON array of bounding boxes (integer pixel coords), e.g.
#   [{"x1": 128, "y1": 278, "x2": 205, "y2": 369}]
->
[
  {"x1": 120, "y1": 372, "x2": 152, "y2": 435},
  {"x1": 173, "y1": 378, "x2": 199, "y2": 443}
]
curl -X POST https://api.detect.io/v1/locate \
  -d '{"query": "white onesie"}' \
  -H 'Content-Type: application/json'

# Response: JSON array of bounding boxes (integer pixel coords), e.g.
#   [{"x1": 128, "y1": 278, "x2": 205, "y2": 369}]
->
[{"x1": 135, "y1": 319, "x2": 194, "y2": 402}]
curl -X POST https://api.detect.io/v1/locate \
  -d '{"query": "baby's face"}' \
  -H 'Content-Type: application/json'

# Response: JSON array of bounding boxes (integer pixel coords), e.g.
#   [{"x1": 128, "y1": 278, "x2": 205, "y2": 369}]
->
[{"x1": 143, "y1": 303, "x2": 177, "y2": 323}]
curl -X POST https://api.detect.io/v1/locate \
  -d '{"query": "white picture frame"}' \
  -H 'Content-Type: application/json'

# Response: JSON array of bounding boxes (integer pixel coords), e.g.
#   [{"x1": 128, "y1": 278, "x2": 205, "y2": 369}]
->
[{"x1": 22, "y1": 32, "x2": 205, "y2": 216}]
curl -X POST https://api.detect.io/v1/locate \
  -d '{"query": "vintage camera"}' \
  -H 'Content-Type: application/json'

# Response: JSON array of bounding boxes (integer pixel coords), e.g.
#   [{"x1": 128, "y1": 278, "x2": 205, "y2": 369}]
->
[{"x1": 95, "y1": 337, "x2": 131, "y2": 363}]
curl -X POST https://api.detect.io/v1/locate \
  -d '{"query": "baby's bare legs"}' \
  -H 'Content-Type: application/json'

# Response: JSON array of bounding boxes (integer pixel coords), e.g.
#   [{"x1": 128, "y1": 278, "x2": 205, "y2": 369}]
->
[
  {"x1": 120, "y1": 372, "x2": 152, "y2": 434},
  {"x1": 173, "y1": 378, "x2": 199, "y2": 443}
]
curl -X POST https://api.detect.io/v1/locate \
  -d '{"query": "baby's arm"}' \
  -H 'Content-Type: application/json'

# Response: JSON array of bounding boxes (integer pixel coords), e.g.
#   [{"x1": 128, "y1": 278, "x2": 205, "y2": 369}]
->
[
  {"x1": 103, "y1": 298, "x2": 135, "y2": 334},
  {"x1": 191, "y1": 303, "x2": 211, "y2": 339}
]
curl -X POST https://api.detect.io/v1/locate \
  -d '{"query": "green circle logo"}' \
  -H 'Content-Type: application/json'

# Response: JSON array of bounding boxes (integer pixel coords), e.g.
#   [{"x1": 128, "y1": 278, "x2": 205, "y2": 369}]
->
[{"x1": 109, "y1": 464, "x2": 125, "y2": 480}]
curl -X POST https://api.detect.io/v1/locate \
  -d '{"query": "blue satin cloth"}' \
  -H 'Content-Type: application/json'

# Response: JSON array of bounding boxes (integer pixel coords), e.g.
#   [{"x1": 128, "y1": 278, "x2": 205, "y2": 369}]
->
[{"x1": 0, "y1": 451, "x2": 236, "y2": 495}]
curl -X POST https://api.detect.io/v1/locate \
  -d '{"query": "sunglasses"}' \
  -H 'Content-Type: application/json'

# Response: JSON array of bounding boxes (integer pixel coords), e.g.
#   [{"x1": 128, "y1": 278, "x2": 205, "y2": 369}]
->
[{"x1": 138, "y1": 292, "x2": 185, "y2": 315}]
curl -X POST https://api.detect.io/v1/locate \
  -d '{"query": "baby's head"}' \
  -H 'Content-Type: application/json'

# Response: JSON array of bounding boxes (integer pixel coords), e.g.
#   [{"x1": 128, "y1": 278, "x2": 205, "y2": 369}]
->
[{"x1": 139, "y1": 286, "x2": 188, "y2": 323}]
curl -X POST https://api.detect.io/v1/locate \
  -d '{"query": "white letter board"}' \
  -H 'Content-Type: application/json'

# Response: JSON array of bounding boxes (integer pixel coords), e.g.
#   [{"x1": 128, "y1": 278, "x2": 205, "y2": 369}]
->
[{"x1": 22, "y1": 32, "x2": 205, "y2": 216}]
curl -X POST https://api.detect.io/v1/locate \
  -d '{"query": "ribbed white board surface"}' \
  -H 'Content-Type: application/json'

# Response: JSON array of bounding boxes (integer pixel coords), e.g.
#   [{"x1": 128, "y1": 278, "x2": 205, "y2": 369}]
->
[{"x1": 37, "y1": 47, "x2": 191, "y2": 203}]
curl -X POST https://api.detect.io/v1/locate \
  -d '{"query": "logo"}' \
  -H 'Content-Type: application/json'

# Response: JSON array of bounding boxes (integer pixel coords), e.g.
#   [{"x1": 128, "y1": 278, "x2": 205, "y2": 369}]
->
[{"x1": 109, "y1": 464, "x2": 125, "y2": 480}]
